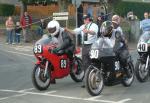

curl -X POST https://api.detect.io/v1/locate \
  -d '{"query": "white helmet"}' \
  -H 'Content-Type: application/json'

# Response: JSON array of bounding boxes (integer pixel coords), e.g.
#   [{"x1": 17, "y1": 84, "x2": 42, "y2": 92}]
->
[{"x1": 47, "y1": 20, "x2": 60, "y2": 36}]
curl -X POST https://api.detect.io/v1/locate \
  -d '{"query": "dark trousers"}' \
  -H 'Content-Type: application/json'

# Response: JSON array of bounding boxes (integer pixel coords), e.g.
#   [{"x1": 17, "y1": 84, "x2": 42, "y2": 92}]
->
[{"x1": 82, "y1": 44, "x2": 92, "y2": 85}]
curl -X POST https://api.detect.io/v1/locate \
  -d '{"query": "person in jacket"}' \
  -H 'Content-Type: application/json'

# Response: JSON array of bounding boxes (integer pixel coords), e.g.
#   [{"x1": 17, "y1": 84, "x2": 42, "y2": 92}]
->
[
  {"x1": 20, "y1": 11, "x2": 32, "y2": 42},
  {"x1": 47, "y1": 20, "x2": 75, "y2": 84},
  {"x1": 65, "y1": 13, "x2": 99, "y2": 87}
]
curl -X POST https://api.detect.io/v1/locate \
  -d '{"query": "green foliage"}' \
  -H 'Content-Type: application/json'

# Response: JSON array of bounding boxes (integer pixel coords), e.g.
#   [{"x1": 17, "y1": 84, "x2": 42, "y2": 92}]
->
[
  {"x1": 113, "y1": 1, "x2": 150, "y2": 20},
  {"x1": 0, "y1": 4, "x2": 15, "y2": 16}
]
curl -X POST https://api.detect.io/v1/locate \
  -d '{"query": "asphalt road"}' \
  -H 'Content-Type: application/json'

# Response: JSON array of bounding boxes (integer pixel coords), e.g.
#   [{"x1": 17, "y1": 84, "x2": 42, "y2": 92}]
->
[{"x1": 0, "y1": 42, "x2": 150, "y2": 103}]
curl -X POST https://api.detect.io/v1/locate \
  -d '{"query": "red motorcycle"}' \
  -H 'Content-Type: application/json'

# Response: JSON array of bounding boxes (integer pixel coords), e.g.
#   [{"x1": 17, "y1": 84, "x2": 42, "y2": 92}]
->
[{"x1": 32, "y1": 35, "x2": 84, "y2": 90}]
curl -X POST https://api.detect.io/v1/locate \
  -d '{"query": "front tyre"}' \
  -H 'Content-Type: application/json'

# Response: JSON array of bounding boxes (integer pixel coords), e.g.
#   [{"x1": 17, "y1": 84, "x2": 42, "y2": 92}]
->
[
  {"x1": 32, "y1": 64, "x2": 51, "y2": 90},
  {"x1": 85, "y1": 66, "x2": 104, "y2": 96},
  {"x1": 122, "y1": 62, "x2": 134, "y2": 87},
  {"x1": 135, "y1": 59, "x2": 149, "y2": 82},
  {"x1": 70, "y1": 57, "x2": 84, "y2": 82}
]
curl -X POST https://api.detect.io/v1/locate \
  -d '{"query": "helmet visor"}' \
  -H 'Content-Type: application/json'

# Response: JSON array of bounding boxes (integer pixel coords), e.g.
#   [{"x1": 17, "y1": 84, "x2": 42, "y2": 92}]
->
[
  {"x1": 101, "y1": 25, "x2": 112, "y2": 36},
  {"x1": 48, "y1": 27, "x2": 56, "y2": 34}
]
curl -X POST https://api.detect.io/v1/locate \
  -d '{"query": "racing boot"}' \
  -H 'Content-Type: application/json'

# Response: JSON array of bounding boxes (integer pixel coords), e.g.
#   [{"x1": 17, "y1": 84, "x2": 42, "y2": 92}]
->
[
  {"x1": 50, "y1": 79, "x2": 56, "y2": 84},
  {"x1": 124, "y1": 66, "x2": 132, "y2": 78}
]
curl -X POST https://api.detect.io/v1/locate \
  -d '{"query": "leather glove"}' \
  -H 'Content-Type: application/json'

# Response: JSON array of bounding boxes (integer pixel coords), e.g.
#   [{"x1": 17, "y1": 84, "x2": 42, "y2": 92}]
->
[{"x1": 52, "y1": 48, "x2": 60, "y2": 54}]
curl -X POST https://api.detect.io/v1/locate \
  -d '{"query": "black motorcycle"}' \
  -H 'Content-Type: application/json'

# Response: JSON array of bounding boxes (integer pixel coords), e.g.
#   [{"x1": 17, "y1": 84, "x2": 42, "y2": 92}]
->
[
  {"x1": 85, "y1": 42, "x2": 134, "y2": 96},
  {"x1": 135, "y1": 33, "x2": 150, "y2": 82}
]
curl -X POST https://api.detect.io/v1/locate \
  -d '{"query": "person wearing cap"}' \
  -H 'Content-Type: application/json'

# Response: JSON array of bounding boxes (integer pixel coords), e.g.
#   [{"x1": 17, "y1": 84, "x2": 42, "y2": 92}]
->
[
  {"x1": 112, "y1": 15, "x2": 123, "y2": 36},
  {"x1": 65, "y1": 13, "x2": 98, "y2": 87},
  {"x1": 111, "y1": 15, "x2": 128, "y2": 44}
]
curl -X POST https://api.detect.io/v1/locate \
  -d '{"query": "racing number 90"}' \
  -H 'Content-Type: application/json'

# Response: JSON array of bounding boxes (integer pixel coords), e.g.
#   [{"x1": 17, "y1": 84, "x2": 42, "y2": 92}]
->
[{"x1": 90, "y1": 50, "x2": 99, "y2": 59}]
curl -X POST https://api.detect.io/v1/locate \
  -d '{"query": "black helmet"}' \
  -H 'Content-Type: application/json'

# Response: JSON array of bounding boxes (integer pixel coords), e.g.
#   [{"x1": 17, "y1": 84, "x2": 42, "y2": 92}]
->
[{"x1": 100, "y1": 21, "x2": 113, "y2": 37}]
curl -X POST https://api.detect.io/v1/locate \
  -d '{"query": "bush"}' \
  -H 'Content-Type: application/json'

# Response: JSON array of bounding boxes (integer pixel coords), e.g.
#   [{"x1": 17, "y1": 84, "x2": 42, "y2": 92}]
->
[
  {"x1": 0, "y1": 4, "x2": 15, "y2": 16},
  {"x1": 113, "y1": 1, "x2": 150, "y2": 20}
]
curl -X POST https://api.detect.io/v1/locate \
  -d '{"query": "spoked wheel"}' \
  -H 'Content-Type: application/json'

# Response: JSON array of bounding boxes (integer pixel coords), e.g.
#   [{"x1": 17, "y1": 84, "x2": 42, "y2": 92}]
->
[
  {"x1": 70, "y1": 57, "x2": 84, "y2": 82},
  {"x1": 135, "y1": 59, "x2": 149, "y2": 82},
  {"x1": 32, "y1": 64, "x2": 51, "y2": 90},
  {"x1": 85, "y1": 66, "x2": 104, "y2": 96},
  {"x1": 122, "y1": 62, "x2": 134, "y2": 87}
]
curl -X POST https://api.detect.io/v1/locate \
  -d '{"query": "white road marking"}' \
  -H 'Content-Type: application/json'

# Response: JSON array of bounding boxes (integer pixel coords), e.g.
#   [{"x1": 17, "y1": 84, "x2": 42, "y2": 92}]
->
[
  {"x1": 0, "y1": 89, "x2": 132, "y2": 103},
  {"x1": 44, "y1": 91, "x2": 57, "y2": 94},
  {"x1": 0, "y1": 94, "x2": 27, "y2": 101},
  {"x1": 84, "y1": 95, "x2": 102, "y2": 100},
  {"x1": 116, "y1": 98, "x2": 132, "y2": 103},
  {"x1": 18, "y1": 88, "x2": 34, "y2": 92}
]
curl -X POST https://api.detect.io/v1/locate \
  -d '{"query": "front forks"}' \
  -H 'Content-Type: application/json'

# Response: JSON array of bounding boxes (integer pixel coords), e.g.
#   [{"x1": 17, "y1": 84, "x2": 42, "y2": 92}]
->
[
  {"x1": 44, "y1": 60, "x2": 49, "y2": 77},
  {"x1": 145, "y1": 55, "x2": 149, "y2": 71}
]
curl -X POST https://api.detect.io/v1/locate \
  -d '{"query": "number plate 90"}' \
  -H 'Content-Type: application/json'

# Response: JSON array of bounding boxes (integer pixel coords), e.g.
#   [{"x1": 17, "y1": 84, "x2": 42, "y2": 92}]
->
[{"x1": 90, "y1": 49, "x2": 99, "y2": 59}]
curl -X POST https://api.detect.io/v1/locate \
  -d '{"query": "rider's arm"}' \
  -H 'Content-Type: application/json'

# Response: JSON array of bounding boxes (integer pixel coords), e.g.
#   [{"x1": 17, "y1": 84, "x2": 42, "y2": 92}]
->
[
  {"x1": 58, "y1": 32, "x2": 72, "y2": 50},
  {"x1": 113, "y1": 31, "x2": 124, "y2": 52},
  {"x1": 65, "y1": 28, "x2": 76, "y2": 35}
]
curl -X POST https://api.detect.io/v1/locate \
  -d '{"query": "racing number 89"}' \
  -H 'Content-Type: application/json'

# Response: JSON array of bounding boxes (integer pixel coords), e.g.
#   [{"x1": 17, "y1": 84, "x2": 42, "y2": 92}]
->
[
  {"x1": 60, "y1": 59, "x2": 67, "y2": 69},
  {"x1": 34, "y1": 44, "x2": 42, "y2": 53}
]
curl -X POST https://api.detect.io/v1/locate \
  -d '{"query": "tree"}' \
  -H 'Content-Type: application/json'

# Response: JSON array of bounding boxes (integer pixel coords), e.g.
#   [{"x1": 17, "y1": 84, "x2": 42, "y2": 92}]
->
[
  {"x1": 19, "y1": 0, "x2": 41, "y2": 16},
  {"x1": 58, "y1": 0, "x2": 72, "y2": 12}
]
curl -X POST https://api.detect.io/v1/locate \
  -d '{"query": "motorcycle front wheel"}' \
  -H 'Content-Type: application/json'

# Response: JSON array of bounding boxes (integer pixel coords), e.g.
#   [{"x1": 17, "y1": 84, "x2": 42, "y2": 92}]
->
[
  {"x1": 32, "y1": 64, "x2": 51, "y2": 90},
  {"x1": 85, "y1": 65, "x2": 104, "y2": 96},
  {"x1": 122, "y1": 61, "x2": 134, "y2": 87},
  {"x1": 135, "y1": 59, "x2": 149, "y2": 82}
]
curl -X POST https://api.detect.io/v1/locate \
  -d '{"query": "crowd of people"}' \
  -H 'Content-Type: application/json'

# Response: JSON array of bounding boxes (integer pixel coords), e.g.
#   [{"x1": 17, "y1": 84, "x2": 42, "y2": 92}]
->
[{"x1": 5, "y1": 11, "x2": 47, "y2": 45}]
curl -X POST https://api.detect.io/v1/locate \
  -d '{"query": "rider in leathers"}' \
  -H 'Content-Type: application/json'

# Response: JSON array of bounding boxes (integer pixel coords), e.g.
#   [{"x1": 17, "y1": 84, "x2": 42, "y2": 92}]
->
[
  {"x1": 98, "y1": 21, "x2": 131, "y2": 77},
  {"x1": 47, "y1": 20, "x2": 75, "y2": 60}
]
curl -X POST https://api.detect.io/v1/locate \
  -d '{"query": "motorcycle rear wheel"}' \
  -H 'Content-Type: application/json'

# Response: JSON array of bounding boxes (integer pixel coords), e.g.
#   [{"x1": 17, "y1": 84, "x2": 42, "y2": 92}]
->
[
  {"x1": 32, "y1": 64, "x2": 51, "y2": 90},
  {"x1": 135, "y1": 59, "x2": 149, "y2": 82},
  {"x1": 70, "y1": 57, "x2": 84, "y2": 82},
  {"x1": 85, "y1": 66, "x2": 104, "y2": 96},
  {"x1": 122, "y1": 62, "x2": 134, "y2": 87}
]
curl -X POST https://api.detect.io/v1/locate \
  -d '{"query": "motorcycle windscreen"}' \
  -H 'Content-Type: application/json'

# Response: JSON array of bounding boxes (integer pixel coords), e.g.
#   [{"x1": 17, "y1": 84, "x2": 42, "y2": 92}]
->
[
  {"x1": 35, "y1": 34, "x2": 59, "y2": 45},
  {"x1": 138, "y1": 32, "x2": 150, "y2": 43},
  {"x1": 91, "y1": 37, "x2": 116, "y2": 58}
]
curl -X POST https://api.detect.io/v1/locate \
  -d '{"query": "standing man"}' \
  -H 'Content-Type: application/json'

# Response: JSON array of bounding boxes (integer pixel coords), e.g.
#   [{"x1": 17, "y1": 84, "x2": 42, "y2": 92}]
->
[
  {"x1": 140, "y1": 12, "x2": 150, "y2": 33},
  {"x1": 77, "y1": 4, "x2": 83, "y2": 27},
  {"x1": 20, "y1": 11, "x2": 32, "y2": 42},
  {"x1": 112, "y1": 15, "x2": 123, "y2": 35},
  {"x1": 65, "y1": 14, "x2": 98, "y2": 87}
]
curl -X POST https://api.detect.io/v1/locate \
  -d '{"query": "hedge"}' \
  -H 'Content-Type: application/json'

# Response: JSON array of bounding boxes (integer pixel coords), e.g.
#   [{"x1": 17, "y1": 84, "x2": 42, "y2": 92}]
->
[
  {"x1": 0, "y1": 4, "x2": 15, "y2": 16},
  {"x1": 113, "y1": 0, "x2": 150, "y2": 20}
]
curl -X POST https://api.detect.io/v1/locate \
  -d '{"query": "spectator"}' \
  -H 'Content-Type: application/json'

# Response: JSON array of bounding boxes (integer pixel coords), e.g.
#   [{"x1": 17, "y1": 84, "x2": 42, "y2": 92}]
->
[
  {"x1": 15, "y1": 22, "x2": 22, "y2": 44},
  {"x1": 36, "y1": 19, "x2": 47, "y2": 36},
  {"x1": 87, "y1": 4, "x2": 93, "y2": 17},
  {"x1": 97, "y1": 13, "x2": 105, "y2": 37},
  {"x1": 112, "y1": 15, "x2": 123, "y2": 35},
  {"x1": 140, "y1": 12, "x2": 150, "y2": 33},
  {"x1": 65, "y1": 14, "x2": 98, "y2": 88},
  {"x1": 20, "y1": 11, "x2": 32, "y2": 42},
  {"x1": 77, "y1": 4, "x2": 83, "y2": 27},
  {"x1": 5, "y1": 16, "x2": 15, "y2": 44}
]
